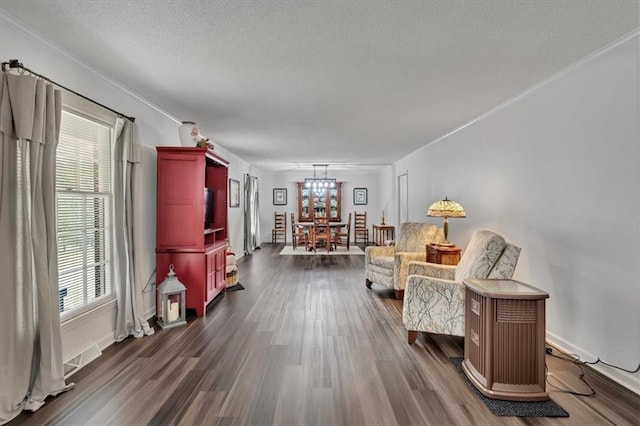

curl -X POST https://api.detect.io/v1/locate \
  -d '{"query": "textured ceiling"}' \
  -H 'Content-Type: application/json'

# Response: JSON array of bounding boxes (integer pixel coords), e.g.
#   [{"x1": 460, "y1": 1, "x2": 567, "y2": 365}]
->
[{"x1": 1, "y1": 1, "x2": 638, "y2": 171}]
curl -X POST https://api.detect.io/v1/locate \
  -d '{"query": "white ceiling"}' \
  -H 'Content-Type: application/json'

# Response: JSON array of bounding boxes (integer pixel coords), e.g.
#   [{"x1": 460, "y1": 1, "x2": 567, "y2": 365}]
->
[{"x1": 2, "y1": 1, "x2": 638, "y2": 171}]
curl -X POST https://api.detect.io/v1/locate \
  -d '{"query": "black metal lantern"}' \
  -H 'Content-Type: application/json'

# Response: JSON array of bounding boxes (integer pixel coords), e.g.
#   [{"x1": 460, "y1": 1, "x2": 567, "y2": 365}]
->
[{"x1": 156, "y1": 264, "x2": 187, "y2": 329}]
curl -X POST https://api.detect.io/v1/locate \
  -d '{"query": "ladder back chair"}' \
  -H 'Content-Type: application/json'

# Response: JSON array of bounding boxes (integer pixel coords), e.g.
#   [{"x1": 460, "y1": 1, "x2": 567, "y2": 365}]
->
[
  {"x1": 334, "y1": 212, "x2": 351, "y2": 250},
  {"x1": 291, "y1": 213, "x2": 307, "y2": 250},
  {"x1": 272, "y1": 212, "x2": 287, "y2": 244},
  {"x1": 310, "y1": 217, "x2": 332, "y2": 253},
  {"x1": 354, "y1": 211, "x2": 368, "y2": 244}
]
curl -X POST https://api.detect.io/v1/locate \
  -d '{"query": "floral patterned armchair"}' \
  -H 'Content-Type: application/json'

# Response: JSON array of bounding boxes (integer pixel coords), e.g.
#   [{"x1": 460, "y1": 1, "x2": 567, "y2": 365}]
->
[
  {"x1": 402, "y1": 229, "x2": 521, "y2": 342},
  {"x1": 365, "y1": 222, "x2": 444, "y2": 299}
]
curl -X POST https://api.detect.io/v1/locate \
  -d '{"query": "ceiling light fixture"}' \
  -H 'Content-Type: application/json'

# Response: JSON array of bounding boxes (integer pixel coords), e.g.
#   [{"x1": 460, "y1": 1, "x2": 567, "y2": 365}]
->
[{"x1": 304, "y1": 164, "x2": 336, "y2": 197}]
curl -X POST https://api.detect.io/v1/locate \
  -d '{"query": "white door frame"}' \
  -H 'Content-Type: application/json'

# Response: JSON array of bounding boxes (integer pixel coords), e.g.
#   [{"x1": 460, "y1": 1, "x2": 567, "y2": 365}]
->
[{"x1": 397, "y1": 172, "x2": 408, "y2": 224}]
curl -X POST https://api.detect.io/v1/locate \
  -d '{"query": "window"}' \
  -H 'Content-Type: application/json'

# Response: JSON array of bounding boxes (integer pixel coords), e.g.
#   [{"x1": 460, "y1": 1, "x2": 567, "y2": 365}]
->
[{"x1": 56, "y1": 110, "x2": 114, "y2": 315}]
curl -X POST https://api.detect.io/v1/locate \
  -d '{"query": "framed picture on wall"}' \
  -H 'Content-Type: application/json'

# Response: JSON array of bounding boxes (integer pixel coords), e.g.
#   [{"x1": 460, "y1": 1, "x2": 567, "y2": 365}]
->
[
  {"x1": 273, "y1": 188, "x2": 287, "y2": 205},
  {"x1": 229, "y1": 179, "x2": 240, "y2": 208},
  {"x1": 353, "y1": 188, "x2": 368, "y2": 205}
]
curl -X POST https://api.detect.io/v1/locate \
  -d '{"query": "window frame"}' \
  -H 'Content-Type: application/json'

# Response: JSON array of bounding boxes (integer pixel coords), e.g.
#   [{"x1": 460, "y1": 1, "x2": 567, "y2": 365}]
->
[{"x1": 57, "y1": 95, "x2": 118, "y2": 323}]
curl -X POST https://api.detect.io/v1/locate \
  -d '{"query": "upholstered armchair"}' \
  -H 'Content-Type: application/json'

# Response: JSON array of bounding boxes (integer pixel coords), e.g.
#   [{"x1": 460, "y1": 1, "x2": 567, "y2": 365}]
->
[
  {"x1": 365, "y1": 222, "x2": 444, "y2": 299},
  {"x1": 402, "y1": 229, "x2": 521, "y2": 342}
]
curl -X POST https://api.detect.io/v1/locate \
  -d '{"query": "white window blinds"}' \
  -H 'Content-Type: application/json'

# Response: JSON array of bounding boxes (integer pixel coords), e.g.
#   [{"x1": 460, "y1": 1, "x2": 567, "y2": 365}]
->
[{"x1": 56, "y1": 110, "x2": 113, "y2": 314}]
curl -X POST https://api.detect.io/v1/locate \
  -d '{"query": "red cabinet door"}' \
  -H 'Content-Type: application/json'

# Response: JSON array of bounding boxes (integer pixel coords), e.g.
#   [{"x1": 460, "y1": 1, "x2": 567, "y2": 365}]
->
[
  {"x1": 214, "y1": 245, "x2": 227, "y2": 292},
  {"x1": 206, "y1": 250, "x2": 216, "y2": 301},
  {"x1": 157, "y1": 152, "x2": 205, "y2": 250}
]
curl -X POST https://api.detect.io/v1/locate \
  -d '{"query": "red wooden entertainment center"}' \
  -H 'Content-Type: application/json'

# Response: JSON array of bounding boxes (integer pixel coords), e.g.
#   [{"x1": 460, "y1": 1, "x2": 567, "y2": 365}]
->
[{"x1": 156, "y1": 147, "x2": 229, "y2": 317}]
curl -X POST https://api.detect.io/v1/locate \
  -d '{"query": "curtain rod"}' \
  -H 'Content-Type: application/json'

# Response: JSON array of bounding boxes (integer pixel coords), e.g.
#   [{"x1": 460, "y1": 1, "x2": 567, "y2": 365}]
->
[{"x1": 1, "y1": 59, "x2": 135, "y2": 123}]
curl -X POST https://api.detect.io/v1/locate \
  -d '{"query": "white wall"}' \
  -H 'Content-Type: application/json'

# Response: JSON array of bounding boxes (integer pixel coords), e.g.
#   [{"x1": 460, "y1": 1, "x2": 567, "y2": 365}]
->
[
  {"x1": 394, "y1": 34, "x2": 640, "y2": 393},
  {"x1": 0, "y1": 13, "x2": 253, "y2": 361},
  {"x1": 260, "y1": 169, "x2": 381, "y2": 243}
]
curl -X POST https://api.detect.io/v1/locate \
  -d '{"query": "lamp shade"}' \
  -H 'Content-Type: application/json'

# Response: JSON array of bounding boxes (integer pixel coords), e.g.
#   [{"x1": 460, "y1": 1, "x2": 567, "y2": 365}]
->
[
  {"x1": 427, "y1": 197, "x2": 466, "y2": 218},
  {"x1": 427, "y1": 197, "x2": 466, "y2": 246}
]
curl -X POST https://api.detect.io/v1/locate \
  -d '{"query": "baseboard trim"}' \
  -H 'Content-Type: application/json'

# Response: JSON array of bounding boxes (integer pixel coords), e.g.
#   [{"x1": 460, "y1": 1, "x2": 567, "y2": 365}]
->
[
  {"x1": 546, "y1": 331, "x2": 639, "y2": 396},
  {"x1": 63, "y1": 344, "x2": 102, "y2": 379}
]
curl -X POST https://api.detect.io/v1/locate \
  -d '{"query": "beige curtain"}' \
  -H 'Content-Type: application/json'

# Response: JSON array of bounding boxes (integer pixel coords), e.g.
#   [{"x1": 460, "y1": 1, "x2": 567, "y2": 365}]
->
[
  {"x1": 0, "y1": 72, "x2": 71, "y2": 423},
  {"x1": 244, "y1": 174, "x2": 260, "y2": 254},
  {"x1": 113, "y1": 118, "x2": 153, "y2": 341}
]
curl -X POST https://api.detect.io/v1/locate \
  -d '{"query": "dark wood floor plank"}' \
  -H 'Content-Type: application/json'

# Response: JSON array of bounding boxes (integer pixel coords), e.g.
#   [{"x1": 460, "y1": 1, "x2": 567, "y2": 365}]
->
[
  {"x1": 9, "y1": 243, "x2": 639, "y2": 426},
  {"x1": 376, "y1": 359, "x2": 430, "y2": 425},
  {"x1": 272, "y1": 365, "x2": 306, "y2": 426},
  {"x1": 303, "y1": 388, "x2": 335, "y2": 426},
  {"x1": 328, "y1": 335, "x2": 368, "y2": 425},
  {"x1": 350, "y1": 349, "x2": 400, "y2": 426},
  {"x1": 178, "y1": 390, "x2": 227, "y2": 426},
  {"x1": 217, "y1": 331, "x2": 273, "y2": 421},
  {"x1": 248, "y1": 344, "x2": 288, "y2": 425}
]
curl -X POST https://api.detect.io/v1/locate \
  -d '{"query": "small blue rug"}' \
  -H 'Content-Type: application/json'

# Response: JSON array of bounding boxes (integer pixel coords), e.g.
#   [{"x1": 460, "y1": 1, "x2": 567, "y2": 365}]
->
[{"x1": 450, "y1": 357, "x2": 569, "y2": 417}]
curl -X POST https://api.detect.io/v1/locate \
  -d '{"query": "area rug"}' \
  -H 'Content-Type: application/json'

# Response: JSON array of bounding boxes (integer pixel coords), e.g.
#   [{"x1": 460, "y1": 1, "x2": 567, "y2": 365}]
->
[
  {"x1": 226, "y1": 283, "x2": 245, "y2": 292},
  {"x1": 279, "y1": 245, "x2": 364, "y2": 255},
  {"x1": 449, "y1": 357, "x2": 569, "y2": 417}
]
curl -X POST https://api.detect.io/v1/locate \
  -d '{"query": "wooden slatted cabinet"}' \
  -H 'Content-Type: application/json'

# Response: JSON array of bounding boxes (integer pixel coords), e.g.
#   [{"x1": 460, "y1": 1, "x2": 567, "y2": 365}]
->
[{"x1": 462, "y1": 278, "x2": 549, "y2": 401}]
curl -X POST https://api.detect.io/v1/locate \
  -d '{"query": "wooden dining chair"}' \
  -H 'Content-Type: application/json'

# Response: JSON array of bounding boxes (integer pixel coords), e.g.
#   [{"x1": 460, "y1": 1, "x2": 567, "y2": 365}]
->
[
  {"x1": 334, "y1": 212, "x2": 351, "y2": 250},
  {"x1": 311, "y1": 217, "x2": 332, "y2": 253},
  {"x1": 272, "y1": 212, "x2": 287, "y2": 244},
  {"x1": 290, "y1": 213, "x2": 307, "y2": 250},
  {"x1": 354, "y1": 211, "x2": 368, "y2": 244}
]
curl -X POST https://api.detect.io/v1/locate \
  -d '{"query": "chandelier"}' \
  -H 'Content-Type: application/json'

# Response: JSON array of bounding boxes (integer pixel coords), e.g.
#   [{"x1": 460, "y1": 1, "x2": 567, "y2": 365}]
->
[{"x1": 304, "y1": 164, "x2": 336, "y2": 197}]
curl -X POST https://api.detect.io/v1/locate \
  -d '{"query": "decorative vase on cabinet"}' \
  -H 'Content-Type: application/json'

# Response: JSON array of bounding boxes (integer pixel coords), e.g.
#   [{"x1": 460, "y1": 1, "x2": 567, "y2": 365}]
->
[{"x1": 178, "y1": 121, "x2": 199, "y2": 147}]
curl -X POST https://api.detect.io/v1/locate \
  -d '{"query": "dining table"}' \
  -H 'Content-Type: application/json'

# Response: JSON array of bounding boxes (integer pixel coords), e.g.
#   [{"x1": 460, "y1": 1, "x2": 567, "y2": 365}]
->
[
  {"x1": 294, "y1": 222, "x2": 347, "y2": 251},
  {"x1": 295, "y1": 222, "x2": 347, "y2": 229}
]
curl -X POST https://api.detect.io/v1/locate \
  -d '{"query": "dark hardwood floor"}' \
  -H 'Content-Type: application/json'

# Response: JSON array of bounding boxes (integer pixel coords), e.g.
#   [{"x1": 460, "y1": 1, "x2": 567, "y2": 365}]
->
[{"x1": 12, "y1": 243, "x2": 639, "y2": 425}]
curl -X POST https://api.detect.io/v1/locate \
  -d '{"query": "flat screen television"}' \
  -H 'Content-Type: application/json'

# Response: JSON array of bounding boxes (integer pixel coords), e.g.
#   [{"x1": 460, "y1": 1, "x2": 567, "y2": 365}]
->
[{"x1": 204, "y1": 187, "x2": 215, "y2": 229}]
